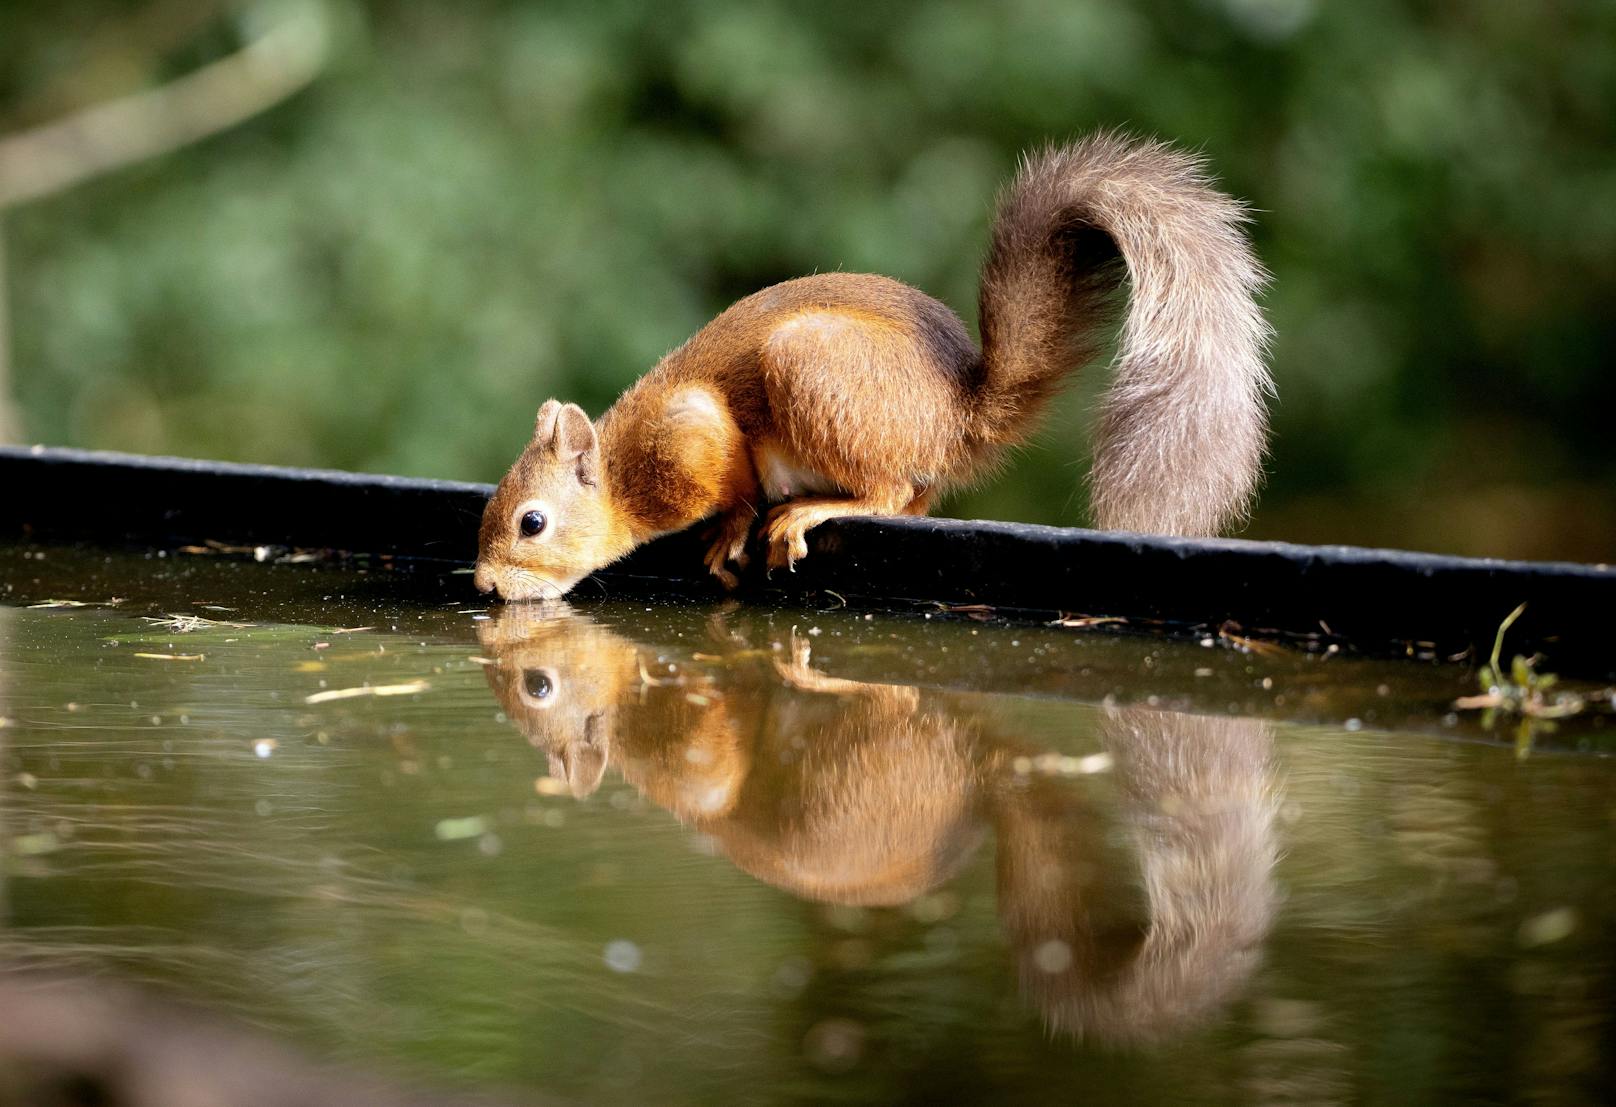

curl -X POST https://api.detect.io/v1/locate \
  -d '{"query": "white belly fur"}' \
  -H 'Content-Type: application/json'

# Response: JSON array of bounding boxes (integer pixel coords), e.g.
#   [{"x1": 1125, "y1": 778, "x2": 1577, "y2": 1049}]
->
[{"x1": 756, "y1": 444, "x2": 843, "y2": 501}]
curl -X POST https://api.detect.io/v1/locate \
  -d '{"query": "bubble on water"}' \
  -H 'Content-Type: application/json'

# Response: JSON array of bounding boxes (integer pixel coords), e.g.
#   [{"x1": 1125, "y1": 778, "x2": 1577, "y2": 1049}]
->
[
  {"x1": 803, "y1": 1018, "x2": 865, "y2": 1073},
  {"x1": 772, "y1": 956, "x2": 812, "y2": 996},
  {"x1": 254, "y1": 740, "x2": 277, "y2": 759},
  {"x1": 604, "y1": 940, "x2": 642, "y2": 973},
  {"x1": 909, "y1": 891, "x2": 959, "y2": 924},
  {"x1": 1033, "y1": 939, "x2": 1073, "y2": 974},
  {"x1": 1518, "y1": 907, "x2": 1577, "y2": 948}
]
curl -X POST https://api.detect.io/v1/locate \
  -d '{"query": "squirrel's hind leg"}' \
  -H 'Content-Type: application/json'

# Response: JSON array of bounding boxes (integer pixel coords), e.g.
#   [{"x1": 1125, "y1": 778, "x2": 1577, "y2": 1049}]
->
[{"x1": 762, "y1": 481, "x2": 916, "y2": 572}]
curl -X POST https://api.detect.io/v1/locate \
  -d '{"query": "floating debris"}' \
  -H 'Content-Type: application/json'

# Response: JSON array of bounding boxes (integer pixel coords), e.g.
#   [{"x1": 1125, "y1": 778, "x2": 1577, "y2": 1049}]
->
[
  {"x1": 304, "y1": 680, "x2": 430, "y2": 704},
  {"x1": 177, "y1": 540, "x2": 257, "y2": 556},
  {"x1": 935, "y1": 602, "x2": 996, "y2": 621},
  {"x1": 1050, "y1": 613, "x2": 1127, "y2": 629},
  {"x1": 133, "y1": 652, "x2": 205, "y2": 662},
  {"x1": 142, "y1": 614, "x2": 256, "y2": 632},
  {"x1": 1218, "y1": 622, "x2": 1289, "y2": 657},
  {"x1": 434, "y1": 815, "x2": 490, "y2": 841},
  {"x1": 175, "y1": 540, "x2": 332, "y2": 564},
  {"x1": 28, "y1": 599, "x2": 91, "y2": 609}
]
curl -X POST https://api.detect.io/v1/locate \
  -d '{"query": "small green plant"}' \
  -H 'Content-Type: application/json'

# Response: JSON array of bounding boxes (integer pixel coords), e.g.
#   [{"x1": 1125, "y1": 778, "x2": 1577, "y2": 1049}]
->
[{"x1": 1454, "y1": 603, "x2": 1585, "y2": 757}]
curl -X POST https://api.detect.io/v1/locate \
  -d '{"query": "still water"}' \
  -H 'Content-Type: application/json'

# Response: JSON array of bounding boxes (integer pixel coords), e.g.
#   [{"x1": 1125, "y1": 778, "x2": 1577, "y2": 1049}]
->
[{"x1": 0, "y1": 544, "x2": 1612, "y2": 1104}]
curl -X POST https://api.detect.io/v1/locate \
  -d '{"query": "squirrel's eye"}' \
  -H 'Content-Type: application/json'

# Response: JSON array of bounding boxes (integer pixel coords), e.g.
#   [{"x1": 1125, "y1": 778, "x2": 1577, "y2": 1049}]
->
[
  {"x1": 523, "y1": 670, "x2": 553, "y2": 699},
  {"x1": 519, "y1": 510, "x2": 547, "y2": 538}
]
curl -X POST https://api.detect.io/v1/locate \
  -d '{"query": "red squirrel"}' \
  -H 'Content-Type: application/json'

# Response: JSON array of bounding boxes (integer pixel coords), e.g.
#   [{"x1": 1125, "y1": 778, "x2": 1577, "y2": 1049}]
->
[{"x1": 475, "y1": 132, "x2": 1271, "y2": 599}]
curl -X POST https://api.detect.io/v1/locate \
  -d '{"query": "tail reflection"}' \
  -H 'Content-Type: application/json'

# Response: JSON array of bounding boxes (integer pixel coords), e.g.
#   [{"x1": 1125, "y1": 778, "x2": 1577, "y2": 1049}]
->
[{"x1": 479, "y1": 604, "x2": 1276, "y2": 1043}]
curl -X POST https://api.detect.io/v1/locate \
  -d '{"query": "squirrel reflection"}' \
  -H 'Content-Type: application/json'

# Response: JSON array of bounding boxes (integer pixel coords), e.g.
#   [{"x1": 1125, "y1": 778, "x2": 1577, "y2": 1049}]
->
[{"x1": 478, "y1": 604, "x2": 1276, "y2": 1043}]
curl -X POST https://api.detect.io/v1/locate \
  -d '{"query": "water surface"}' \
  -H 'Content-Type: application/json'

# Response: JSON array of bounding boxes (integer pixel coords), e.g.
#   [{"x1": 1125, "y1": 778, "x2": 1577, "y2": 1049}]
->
[{"x1": 1, "y1": 543, "x2": 1611, "y2": 1104}]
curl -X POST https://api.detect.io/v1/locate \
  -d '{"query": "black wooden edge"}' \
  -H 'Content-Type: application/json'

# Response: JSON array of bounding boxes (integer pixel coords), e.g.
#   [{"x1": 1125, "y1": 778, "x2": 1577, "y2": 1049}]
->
[{"x1": 4, "y1": 445, "x2": 1614, "y2": 675}]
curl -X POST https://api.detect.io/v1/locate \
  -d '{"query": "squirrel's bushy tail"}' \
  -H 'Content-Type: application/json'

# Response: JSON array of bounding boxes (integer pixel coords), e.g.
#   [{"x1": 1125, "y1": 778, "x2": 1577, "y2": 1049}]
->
[{"x1": 974, "y1": 132, "x2": 1272, "y2": 536}]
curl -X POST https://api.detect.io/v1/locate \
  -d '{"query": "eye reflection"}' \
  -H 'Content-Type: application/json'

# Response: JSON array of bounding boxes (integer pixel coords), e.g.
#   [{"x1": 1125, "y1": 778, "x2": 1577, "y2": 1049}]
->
[
  {"x1": 519, "y1": 510, "x2": 547, "y2": 537},
  {"x1": 523, "y1": 669, "x2": 554, "y2": 700}
]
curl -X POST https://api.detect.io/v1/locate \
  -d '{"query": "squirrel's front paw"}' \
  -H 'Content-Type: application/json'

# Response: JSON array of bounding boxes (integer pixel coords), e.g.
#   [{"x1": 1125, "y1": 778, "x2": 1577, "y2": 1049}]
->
[
  {"x1": 703, "y1": 543, "x2": 742, "y2": 590},
  {"x1": 706, "y1": 561, "x2": 739, "y2": 590},
  {"x1": 703, "y1": 518, "x2": 751, "y2": 590},
  {"x1": 762, "y1": 506, "x2": 813, "y2": 572}
]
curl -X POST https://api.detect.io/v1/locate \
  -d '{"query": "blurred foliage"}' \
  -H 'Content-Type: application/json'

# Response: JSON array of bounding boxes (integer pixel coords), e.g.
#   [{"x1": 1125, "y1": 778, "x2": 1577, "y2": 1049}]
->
[{"x1": 2, "y1": 0, "x2": 1614, "y2": 558}]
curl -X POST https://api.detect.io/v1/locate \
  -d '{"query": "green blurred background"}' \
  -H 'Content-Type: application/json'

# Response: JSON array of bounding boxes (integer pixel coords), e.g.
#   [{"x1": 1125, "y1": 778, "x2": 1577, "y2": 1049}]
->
[{"x1": 2, "y1": 0, "x2": 1613, "y2": 560}]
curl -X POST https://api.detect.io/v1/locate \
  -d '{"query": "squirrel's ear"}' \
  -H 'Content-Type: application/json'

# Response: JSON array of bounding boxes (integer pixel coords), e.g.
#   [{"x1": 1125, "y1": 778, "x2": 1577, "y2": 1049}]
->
[
  {"x1": 533, "y1": 400, "x2": 563, "y2": 444},
  {"x1": 554, "y1": 403, "x2": 601, "y2": 486}
]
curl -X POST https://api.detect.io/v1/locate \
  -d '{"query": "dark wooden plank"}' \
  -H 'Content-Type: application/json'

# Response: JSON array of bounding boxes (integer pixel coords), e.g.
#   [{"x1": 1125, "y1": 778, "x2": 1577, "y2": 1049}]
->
[{"x1": 4, "y1": 445, "x2": 1613, "y2": 674}]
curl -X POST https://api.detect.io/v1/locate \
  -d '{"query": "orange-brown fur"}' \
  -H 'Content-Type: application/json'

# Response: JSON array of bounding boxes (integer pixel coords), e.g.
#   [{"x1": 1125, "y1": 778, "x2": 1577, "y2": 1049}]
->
[
  {"x1": 478, "y1": 606, "x2": 1277, "y2": 1041},
  {"x1": 477, "y1": 132, "x2": 1271, "y2": 599}
]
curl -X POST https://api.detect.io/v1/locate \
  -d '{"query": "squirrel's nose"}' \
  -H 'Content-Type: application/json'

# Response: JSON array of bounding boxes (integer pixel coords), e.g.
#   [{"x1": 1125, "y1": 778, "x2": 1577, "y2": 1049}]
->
[{"x1": 472, "y1": 563, "x2": 498, "y2": 596}]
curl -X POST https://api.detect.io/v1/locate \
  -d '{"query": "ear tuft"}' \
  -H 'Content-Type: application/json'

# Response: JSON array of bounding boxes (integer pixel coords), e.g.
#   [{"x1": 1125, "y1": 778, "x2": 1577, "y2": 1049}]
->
[{"x1": 533, "y1": 400, "x2": 563, "y2": 445}]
